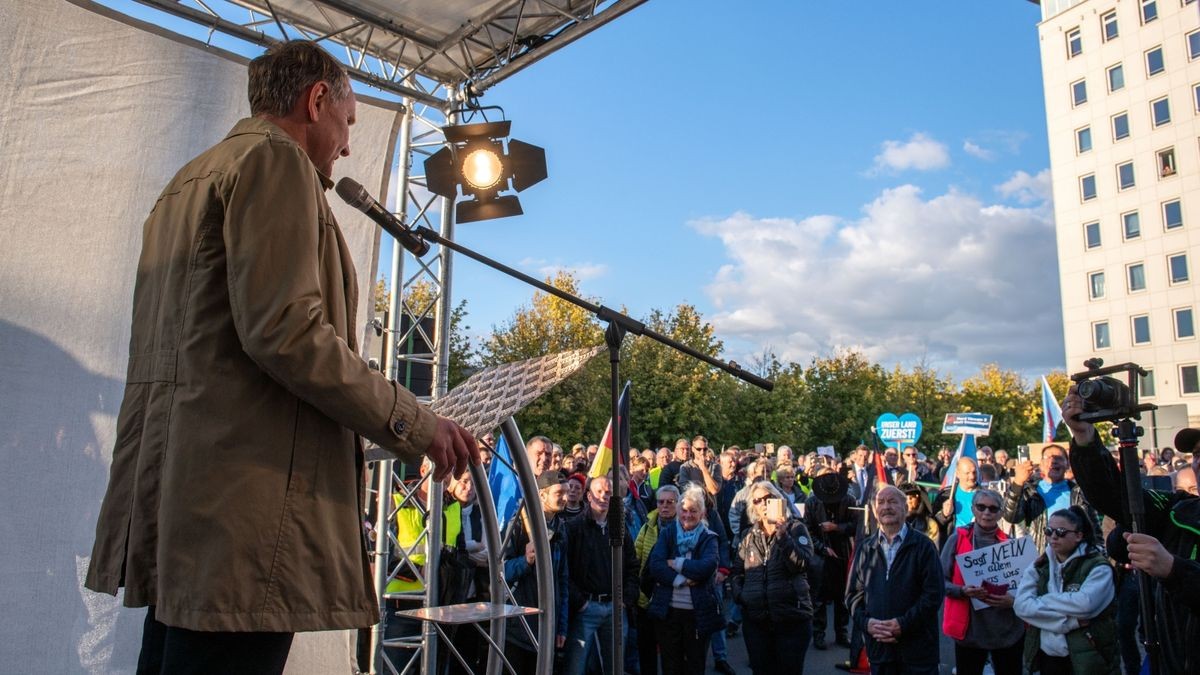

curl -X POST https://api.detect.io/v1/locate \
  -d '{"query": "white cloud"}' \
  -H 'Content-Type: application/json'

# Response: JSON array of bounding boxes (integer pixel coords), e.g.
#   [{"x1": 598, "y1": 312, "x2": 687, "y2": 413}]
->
[
  {"x1": 520, "y1": 258, "x2": 609, "y2": 281},
  {"x1": 871, "y1": 133, "x2": 950, "y2": 173},
  {"x1": 962, "y1": 140, "x2": 994, "y2": 161},
  {"x1": 997, "y1": 168, "x2": 1052, "y2": 206},
  {"x1": 690, "y1": 181, "x2": 1063, "y2": 378}
]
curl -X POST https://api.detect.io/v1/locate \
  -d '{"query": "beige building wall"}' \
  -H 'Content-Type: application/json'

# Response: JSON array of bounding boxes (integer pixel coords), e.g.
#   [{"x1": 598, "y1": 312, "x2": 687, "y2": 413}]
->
[{"x1": 1038, "y1": 0, "x2": 1200, "y2": 429}]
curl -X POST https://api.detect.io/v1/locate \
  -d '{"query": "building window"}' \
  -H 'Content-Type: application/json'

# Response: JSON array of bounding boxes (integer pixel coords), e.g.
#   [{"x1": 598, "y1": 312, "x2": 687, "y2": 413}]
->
[
  {"x1": 1128, "y1": 262, "x2": 1147, "y2": 292},
  {"x1": 1158, "y1": 147, "x2": 1177, "y2": 178},
  {"x1": 1081, "y1": 173, "x2": 1098, "y2": 201},
  {"x1": 1102, "y1": 10, "x2": 1119, "y2": 41},
  {"x1": 1140, "y1": 369, "x2": 1156, "y2": 397},
  {"x1": 1188, "y1": 30, "x2": 1200, "y2": 61},
  {"x1": 1089, "y1": 270, "x2": 1106, "y2": 299},
  {"x1": 1142, "y1": 0, "x2": 1158, "y2": 24},
  {"x1": 1176, "y1": 307, "x2": 1196, "y2": 339},
  {"x1": 1094, "y1": 321, "x2": 1111, "y2": 349},
  {"x1": 1072, "y1": 79, "x2": 1088, "y2": 107},
  {"x1": 1194, "y1": 83, "x2": 1200, "y2": 113},
  {"x1": 1085, "y1": 221, "x2": 1102, "y2": 249},
  {"x1": 1067, "y1": 27, "x2": 1083, "y2": 58},
  {"x1": 1124, "y1": 211, "x2": 1142, "y2": 240},
  {"x1": 1112, "y1": 112, "x2": 1130, "y2": 141},
  {"x1": 1108, "y1": 64, "x2": 1125, "y2": 92},
  {"x1": 1181, "y1": 364, "x2": 1199, "y2": 395},
  {"x1": 1076, "y1": 126, "x2": 1092, "y2": 154},
  {"x1": 1151, "y1": 97, "x2": 1171, "y2": 127},
  {"x1": 1169, "y1": 253, "x2": 1190, "y2": 284},
  {"x1": 1132, "y1": 315, "x2": 1152, "y2": 345},
  {"x1": 1146, "y1": 46, "x2": 1165, "y2": 77},
  {"x1": 1118, "y1": 161, "x2": 1136, "y2": 190},
  {"x1": 1163, "y1": 199, "x2": 1183, "y2": 230}
]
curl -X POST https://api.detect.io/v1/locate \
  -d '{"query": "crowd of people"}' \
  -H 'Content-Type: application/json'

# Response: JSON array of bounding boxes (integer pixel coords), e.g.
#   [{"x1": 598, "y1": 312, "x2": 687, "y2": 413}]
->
[{"x1": 385, "y1": 403, "x2": 1200, "y2": 675}]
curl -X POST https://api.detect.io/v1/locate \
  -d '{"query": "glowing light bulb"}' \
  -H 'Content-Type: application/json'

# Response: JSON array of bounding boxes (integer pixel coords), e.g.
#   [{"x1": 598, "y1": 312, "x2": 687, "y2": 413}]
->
[{"x1": 461, "y1": 148, "x2": 503, "y2": 190}]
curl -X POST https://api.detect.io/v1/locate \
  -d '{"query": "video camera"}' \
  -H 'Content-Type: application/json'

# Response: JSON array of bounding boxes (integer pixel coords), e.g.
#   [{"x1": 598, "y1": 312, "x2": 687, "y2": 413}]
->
[{"x1": 1070, "y1": 358, "x2": 1156, "y2": 424}]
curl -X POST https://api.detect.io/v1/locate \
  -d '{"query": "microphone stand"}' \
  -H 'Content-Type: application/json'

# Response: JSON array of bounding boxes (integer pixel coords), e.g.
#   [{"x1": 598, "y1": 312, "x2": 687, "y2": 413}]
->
[{"x1": 409, "y1": 223, "x2": 774, "y2": 670}]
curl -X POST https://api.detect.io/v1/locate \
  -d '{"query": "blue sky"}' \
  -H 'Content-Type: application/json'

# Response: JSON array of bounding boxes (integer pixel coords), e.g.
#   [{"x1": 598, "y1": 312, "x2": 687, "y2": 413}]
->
[{"x1": 104, "y1": 0, "x2": 1063, "y2": 380}]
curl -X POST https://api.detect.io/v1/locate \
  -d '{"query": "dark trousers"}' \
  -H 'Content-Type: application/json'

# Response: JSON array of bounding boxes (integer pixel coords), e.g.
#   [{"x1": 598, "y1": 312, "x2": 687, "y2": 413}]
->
[
  {"x1": 813, "y1": 598, "x2": 849, "y2": 638},
  {"x1": 1034, "y1": 650, "x2": 1074, "y2": 675},
  {"x1": 954, "y1": 636, "x2": 1024, "y2": 675},
  {"x1": 742, "y1": 616, "x2": 811, "y2": 675},
  {"x1": 1115, "y1": 572, "x2": 1142, "y2": 675},
  {"x1": 137, "y1": 606, "x2": 294, "y2": 675},
  {"x1": 503, "y1": 642, "x2": 538, "y2": 674},
  {"x1": 636, "y1": 606, "x2": 658, "y2": 675},
  {"x1": 655, "y1": 607, "x2": 709, "y2": 675}
]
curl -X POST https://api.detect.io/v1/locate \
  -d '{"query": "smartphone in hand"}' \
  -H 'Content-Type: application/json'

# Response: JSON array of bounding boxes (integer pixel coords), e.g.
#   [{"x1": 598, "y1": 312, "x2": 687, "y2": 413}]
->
[{"x1": 766, "y1": 498, "x2": 786, "y2": 523}]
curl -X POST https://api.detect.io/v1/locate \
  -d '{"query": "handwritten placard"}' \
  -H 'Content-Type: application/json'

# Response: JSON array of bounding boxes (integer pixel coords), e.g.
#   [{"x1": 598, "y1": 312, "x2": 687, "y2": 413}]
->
[{"x1": 954, "y1": 536, "x2": 1036, "y2": 610}]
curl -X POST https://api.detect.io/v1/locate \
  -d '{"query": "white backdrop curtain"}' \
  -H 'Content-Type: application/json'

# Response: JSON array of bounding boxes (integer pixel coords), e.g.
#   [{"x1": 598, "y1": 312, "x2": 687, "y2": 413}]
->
[{"x1": 0, "y1": 1, "x2": 401, "y2": 671}]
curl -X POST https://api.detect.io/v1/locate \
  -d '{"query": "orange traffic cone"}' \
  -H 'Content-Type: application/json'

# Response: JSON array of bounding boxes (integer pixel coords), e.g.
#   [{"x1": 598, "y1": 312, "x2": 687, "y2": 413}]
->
[{"x1": 850, "y1": 645, "x2": 870, "y2": 673}]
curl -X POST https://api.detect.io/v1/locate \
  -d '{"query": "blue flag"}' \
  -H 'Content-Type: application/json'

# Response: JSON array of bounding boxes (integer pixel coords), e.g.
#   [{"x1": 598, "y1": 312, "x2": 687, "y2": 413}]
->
[
  {"x1": 1041, "y1": 376, "x2": 1063, "y2": 443},
  {"x1": 487, "y1": 435, "x2": 521, "y2": 527}
]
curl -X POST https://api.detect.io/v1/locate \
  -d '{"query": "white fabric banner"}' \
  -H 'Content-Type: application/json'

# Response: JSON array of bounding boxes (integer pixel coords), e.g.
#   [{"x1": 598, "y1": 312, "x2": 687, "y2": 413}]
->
[{"x1": 0, "y1": 2, "x2": 399, "y2": 671}]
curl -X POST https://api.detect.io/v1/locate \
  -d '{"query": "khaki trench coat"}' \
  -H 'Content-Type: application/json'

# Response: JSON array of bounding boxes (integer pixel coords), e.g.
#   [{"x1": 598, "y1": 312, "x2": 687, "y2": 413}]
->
[{"x1": 84, "y1": 118, "x2": 437, "y2": 632}]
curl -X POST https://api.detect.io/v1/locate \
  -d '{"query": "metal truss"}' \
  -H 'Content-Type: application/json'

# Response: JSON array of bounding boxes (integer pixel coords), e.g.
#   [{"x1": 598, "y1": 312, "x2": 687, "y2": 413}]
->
[{"x1": 132, "y1": 0, "x2": 649, "y2": 105}]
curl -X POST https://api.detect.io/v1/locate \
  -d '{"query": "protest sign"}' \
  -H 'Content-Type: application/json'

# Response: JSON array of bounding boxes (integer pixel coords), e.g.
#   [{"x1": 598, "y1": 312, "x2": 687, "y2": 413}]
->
[
  {"x1": 954, "y1": 535, "x2": 1036, "y2": 609},
  {"x1": 943, "y1": 412, "x2": 993, "y2": 436},
  {"x1": 875, "y1": 412, "x2": 922, "y2": 449},
  {"x1": 817, "y1": 445, "x2": 836, "y2": 458}
]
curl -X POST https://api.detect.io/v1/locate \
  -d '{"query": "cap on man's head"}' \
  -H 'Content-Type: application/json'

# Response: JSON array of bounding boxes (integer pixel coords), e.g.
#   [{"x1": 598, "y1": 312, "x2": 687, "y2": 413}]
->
[
  {"x1": 1175, "y1": 428, "x2": 1200, "y2": 455},
  {"x1": 536, "y1": 470, "x2": 565, "y2": 491}
]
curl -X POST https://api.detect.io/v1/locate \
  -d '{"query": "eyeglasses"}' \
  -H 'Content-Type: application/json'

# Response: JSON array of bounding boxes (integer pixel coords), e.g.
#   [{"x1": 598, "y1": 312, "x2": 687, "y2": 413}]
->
[
  {"x1": 751, "y1": 495, "x2": 771, "y2": 505},
  {"x1": 974, "y1": 504, "x2": 1001, "y2": 513},
  {"x1": 1044, "y1": 527, "x2": 1079, "y2": 538},
  {"x1": 657, "y1": 498, "x2": 677, "y2": 505}
]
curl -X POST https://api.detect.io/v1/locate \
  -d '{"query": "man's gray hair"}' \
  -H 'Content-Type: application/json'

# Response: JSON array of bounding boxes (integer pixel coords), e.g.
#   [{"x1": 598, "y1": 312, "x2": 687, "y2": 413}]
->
[{"x1": 248, "y1": 40, "x2": 351, "y2": 117}]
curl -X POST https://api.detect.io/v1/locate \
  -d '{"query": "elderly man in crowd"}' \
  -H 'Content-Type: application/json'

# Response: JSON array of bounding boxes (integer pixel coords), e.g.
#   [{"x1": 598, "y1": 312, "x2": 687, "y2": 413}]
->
[{"x1": 846, "y1": 486, "x2": 943, "y2": 675}]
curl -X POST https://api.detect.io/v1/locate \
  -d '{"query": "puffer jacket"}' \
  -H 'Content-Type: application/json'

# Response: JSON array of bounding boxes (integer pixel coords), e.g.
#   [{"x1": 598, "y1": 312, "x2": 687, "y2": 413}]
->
[
  {"x1": 730, "y1": 518, "x2": 815, "y2": 622},
  {"x1": 645, "y1": 522, "x2": 725, "y2": 637}
]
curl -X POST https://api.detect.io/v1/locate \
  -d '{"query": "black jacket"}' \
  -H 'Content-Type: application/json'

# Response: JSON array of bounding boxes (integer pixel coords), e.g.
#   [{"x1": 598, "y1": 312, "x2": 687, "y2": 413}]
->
[
  {"x1": 1070, "y1": 435, "x2": 1200, "y2": 675},
  {"x1": 804, "y1": 493, "x2": 856, "y2": 601},
  {"x1": 845, "y1": 525, "x2": 944, "y2": 666},
  {"x1": 730, "y1": 518, "x2": 815, "y2": 622},
  {"x1": 564, "y1": 511, "x2": 639, "y2": 613},
  {"x1": 1001, "y1": 476, "x2": 1096, "y2": 553}
]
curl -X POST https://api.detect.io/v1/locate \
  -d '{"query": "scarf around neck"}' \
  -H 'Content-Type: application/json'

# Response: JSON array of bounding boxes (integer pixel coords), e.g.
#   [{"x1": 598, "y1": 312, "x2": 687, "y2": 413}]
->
[{"x1": 676, "y1": 522, "x2": 705, "y2": 557}]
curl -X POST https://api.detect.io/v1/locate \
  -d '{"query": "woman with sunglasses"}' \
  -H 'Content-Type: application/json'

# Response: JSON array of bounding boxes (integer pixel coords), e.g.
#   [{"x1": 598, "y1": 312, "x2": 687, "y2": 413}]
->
[
  {"x1": 941, "y1": 488, "x2": 1025, "y2": 675},
  {"x1": 1014, "y1": 505, "x2": 1119, "y2": 675},
  {"x1": 730, "y1": 481, "x2": 816, "y2": 675}
]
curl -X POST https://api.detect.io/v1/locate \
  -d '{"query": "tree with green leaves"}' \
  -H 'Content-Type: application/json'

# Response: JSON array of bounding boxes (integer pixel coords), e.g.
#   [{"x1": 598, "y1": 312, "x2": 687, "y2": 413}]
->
[{"x1": 798, "y1": 349, "x2": 890, "y2": 455}]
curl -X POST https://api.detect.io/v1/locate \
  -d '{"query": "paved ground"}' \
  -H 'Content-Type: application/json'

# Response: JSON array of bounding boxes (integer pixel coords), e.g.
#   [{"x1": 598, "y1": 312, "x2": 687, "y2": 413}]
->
[{"x1": 703, "y1": 607, "x2": 958, "y2": 675}]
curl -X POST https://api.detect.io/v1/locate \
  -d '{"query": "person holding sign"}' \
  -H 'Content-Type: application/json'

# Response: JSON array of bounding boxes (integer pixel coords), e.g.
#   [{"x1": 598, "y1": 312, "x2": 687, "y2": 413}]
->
[
  {"x1": 940, "y1": 488, "x2": 1025, "y2": 675},
  {"x1": 1013, "y1": 506, "x2": 1118, "y2": 675}
]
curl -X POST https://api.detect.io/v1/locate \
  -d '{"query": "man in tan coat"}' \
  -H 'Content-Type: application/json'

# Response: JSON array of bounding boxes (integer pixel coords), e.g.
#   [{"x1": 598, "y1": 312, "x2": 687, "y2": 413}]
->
[{"x1": 84, "y1": 41, "x2": 478, "y2": 674}]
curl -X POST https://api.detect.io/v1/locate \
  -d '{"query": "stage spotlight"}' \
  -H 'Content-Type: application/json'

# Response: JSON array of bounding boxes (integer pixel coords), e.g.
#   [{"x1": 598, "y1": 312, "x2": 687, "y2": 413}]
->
[{"x1": 424, "y1": 120, "x2": 547, "y2": 224}]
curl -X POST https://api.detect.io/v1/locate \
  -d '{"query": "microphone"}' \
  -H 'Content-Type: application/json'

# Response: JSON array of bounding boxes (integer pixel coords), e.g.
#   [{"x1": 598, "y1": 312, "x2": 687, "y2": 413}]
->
[{"x1": 335, "y1": 177, "x2": 430, "y2": 257}]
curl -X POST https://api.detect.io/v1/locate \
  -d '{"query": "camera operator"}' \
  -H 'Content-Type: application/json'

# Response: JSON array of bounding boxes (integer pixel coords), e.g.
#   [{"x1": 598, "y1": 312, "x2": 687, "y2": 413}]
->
[{"x1": 1063, "y1": 387, "x2": 1200, "y2": 675}]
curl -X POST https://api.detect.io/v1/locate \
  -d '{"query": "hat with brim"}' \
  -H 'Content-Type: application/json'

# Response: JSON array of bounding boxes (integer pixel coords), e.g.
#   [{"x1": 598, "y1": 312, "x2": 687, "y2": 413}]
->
[{"x1": 811, "y1": 472, "x2": 849, "y2": 504}]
